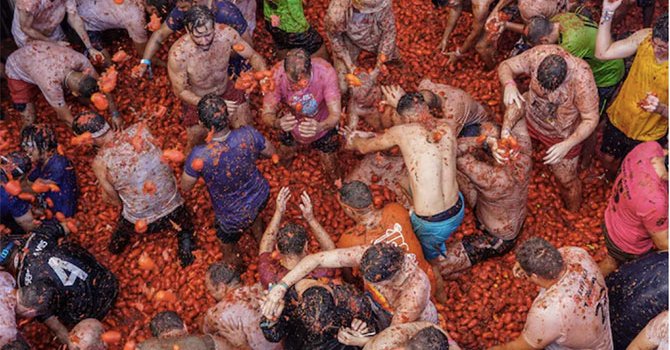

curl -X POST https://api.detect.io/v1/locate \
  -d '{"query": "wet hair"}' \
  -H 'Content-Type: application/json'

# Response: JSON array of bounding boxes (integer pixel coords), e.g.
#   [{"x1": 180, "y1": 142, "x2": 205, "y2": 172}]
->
[
  {"x1": 19, "y1": 280, "x2": 57, "y2": 317},
  {"x1": 198, "y1": 94, "x2": 229, "y2": 132},
  {"x1": 1, "y1": 151, "x2": 32, "y2": 180},
  {"x1": 72, "y1": 111, "x2": 107, "y2": 136},
  {"x1": 653, "y1": 13, "x2": 668, "y2": 43},
  {"x1": 284, "y1": 48, "x2": 312, "y2": 81},
  {"x1": 277, "y1": 223, "x2": 308, "y2": 255},
  {"x1": 537, "y1": 54, "x2": 567, "y2": 91},
  {"x1": 78, "y1": 75, "x2": 99, "y2": 99},
  {"x1": 525, "y1": 16, "x2": 554, "y2": 45},
  {"x1": 396, "y1": 93, "x2": 426, "y2": 117},
  {"x1": 516, "y1": 237, "x2": 564, "y2": 280},
  {"x1": 20, "y1": 124, "x2": 58, "y2": 153},
  {"x1": 1, "y1": 339, "x2": 30, "y2": 350},
  {"x1": 207, "y1": 262, "x2": 240, "y2": 286},
  {"x1": 149, "y1": 311, "x2": 185, "y2": 337},
  {"x1": 407, "y1": 326, "x2": 450, "y2": 350},
  {"x1": 360, "y1": 243, "x2": 405, "y2": 283},
  {"x1": 299, "y1": 286, "x2": 338, "y2": 334},
  {"x1": 184, "y1": 5, "x2": 214, "y2": 32},
  {"x1": 339, "y1": 181, "x2": 373, "y2": 209}
]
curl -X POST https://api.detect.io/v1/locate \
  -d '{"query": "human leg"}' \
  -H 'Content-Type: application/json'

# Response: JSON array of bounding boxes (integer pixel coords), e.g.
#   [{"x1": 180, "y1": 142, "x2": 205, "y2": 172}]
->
[{"x1": 550, "y1": 156, "x2": 582, "y2": 211}]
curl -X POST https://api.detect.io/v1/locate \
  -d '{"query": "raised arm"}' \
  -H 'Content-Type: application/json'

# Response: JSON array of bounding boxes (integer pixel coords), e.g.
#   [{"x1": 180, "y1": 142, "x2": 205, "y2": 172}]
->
[
  {"x1": 134, "y1": 23, "x2": 176, "y2": 77},
  {"x1": 259, "y1": 187, "x2": 291, "y2": 254},
  {"x1": 595, "y1": 0, "x2": 650, "y2": 60},
  {"x1": 299, "y1": 192, "x2": 336, "y2": 251}
]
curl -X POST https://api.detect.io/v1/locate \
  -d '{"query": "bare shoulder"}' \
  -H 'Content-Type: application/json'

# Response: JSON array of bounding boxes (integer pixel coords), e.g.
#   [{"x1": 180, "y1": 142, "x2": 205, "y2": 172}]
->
[{"x1": 168, "y1": 36, "x2": 189, "y2": 62}]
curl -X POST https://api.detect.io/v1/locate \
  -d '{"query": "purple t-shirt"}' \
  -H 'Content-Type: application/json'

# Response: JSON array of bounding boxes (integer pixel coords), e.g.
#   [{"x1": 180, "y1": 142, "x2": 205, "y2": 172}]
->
[
  {"x1": 184, "y1": 126, "x2": 270, "y2": 232},
  {"x1": 166, "y1": 0, "x2": 247, "y2": 34},
  {"x1": 263, "y1": 58, "x2": 341, "y2": 144},
  {"x1": 0, "y1": 174, "x2": 30, "y2": 224},
  {"x1": 28, "y1": 154, "x2": 78, "y2": 218}
]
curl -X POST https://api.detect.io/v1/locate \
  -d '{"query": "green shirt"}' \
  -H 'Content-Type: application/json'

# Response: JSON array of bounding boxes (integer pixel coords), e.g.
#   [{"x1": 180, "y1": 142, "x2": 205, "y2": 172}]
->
[
  {"x1": 263, "y1": 0, "x2": 309, "y2": 33},
  {"x1": 553, "y1": 12, "x2": 625, "y2": 88}
]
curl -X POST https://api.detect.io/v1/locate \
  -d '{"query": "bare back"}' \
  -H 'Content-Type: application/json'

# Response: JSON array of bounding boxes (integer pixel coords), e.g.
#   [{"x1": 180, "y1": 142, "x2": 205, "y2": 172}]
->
[{"x1": 391, "y1": 122, "x2": 459, "y2": 217}]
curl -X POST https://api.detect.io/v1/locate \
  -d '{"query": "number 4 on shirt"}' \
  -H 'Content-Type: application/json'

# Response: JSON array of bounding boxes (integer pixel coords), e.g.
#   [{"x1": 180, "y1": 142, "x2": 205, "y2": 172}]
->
[{"x1": 48, "y1": 257, "x2": 88, "y2": 286}]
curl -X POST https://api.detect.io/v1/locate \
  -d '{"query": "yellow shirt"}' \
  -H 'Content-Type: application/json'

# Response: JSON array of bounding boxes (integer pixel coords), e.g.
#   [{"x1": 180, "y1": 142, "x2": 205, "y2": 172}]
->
[{"x1": 607, "y1": 35, "x2": 668, "y2": 141}]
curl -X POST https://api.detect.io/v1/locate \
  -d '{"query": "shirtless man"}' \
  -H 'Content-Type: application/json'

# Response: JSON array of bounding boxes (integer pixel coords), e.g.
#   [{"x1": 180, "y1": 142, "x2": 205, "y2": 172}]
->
[
  {"x1": 168, "y1": 5, "x2": 267, "y2": 151},
  {"x1": 489, "y1": 237, "x2": 612, "y2": 350},
  {"x1": 202, "y1": 263, "x2": 281, "y2": 350},
  {"x1": 75, "y1": 0, "x2": 149, "y2": 62},
  {"x1": 499, "y1": 45, "x2": 599, "y2": 211},
  {"x1": 363, "y1": 322, "x2": 462, "y2": 350},
  {"x1": 343, "y1": 90, "x2": 464, "y2": 267},
  {"x1": 262, "y1": 243, "x2": 438, "y2": 348},
  {"x1": 4, "y1": 41, "x2": 121, "y2": 128},
  {"x1": 11, "y1": 0, "x2": 103, "y2": 61},
  {"x1": 438, "y1": 121, "x2": 532, "y2": 277},
  {"x1": 138, "y1": 311, "x2": 232, "y2": 350},
  {"x1": 326, "y1": 0, "x2": 399, "y2": 92}
]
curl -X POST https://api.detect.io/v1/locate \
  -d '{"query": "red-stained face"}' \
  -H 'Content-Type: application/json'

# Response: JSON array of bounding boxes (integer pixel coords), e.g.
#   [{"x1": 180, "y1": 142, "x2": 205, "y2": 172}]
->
[
  {"x1": 189, "y1": 22, "x2": 215, "y2": 49},
  {"x1": 652, "y1": 37, "x2": 668, "y2": 62}
]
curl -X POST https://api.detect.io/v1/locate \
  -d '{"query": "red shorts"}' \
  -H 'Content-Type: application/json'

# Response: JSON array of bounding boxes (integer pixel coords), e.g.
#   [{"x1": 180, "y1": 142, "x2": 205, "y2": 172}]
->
[
  {"x1": 526, "y1": 121, "x2": 582, "y2": 159},
  {"x1": 181, "y1": 80, "x2": 246, "y2": 127},
  {"x1": 7, "y1": 78, "x2": 39, "y2": 104}
]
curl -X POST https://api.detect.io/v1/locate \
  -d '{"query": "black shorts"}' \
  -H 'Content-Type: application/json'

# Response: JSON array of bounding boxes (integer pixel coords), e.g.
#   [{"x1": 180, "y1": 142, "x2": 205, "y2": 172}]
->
[
  {"x1": 603, "y1": 223, "x2": 646, "y2": 263},
  {"x1": 215, "y1": 196, "x2": 269, "y2": 244},
  {"x1": 462, "y1": 223, "x2": 517, "y2": 265},
  {"x1": 279, "y1": 128, "x2": 340, "y2": 154},
  {"x1": 600, "y1": 116, "x2": 668, "y2": 160},
  {"x1": 114, "y1": 205, "x2": 194, "y2": 238},
  {"x1": 597, "y1": 84, "x2": 620, "y2": 115},
  {"x1": 266, "y1": 23, "x2": 324, "y2": 55}
]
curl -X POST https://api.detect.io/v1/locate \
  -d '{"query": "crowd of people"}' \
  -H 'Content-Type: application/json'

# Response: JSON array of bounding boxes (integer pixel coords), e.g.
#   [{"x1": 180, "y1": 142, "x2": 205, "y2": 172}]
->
[{"x1": 0, "y1": 0, "x2": 667, "y2": 348}]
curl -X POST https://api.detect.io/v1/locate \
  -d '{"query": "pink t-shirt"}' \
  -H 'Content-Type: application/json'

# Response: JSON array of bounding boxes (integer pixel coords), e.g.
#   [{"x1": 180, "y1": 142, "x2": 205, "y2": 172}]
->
[
  {"x1": 11, "y1": 0, "x2": 73, "y2": 47},
  {"x1": 522, "y1": 247, "x2": 613, "y2": 350},
  {"x1": 76, "y1": 0, "x2": 148, "y2": 43},
  {"x1": 605, "y1": 142, "x2": 668, "y2": 255},
  {"x1": 5, "y1": 41, "x2": 94, "y2": 108},
  {"x1": 263, "y1": 58, "x2": 341, "y2": 144}
]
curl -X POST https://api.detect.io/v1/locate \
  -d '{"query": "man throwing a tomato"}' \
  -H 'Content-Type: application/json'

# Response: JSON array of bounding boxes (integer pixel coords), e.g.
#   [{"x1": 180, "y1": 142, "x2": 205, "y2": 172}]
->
[
  {"x1": 167, "y1": 5, "x2": 267, "y2": 152},
  {"x1": 498, "y1": 45, "x2": 599, "y2": 211},
  {"x1": 261, "y1": 48, "x2": 342, "y2": 181}
]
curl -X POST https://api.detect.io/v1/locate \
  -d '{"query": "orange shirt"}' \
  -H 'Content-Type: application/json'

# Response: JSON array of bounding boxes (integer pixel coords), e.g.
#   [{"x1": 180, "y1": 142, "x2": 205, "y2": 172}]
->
[{"x1": 337, "y1": 203, "x2": 436, "y2": 290}]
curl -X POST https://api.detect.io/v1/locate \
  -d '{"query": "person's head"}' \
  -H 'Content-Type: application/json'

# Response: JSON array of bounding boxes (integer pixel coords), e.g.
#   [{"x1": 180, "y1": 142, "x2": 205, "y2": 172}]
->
[
  {"x1": 184, "y1": 5, "x2": 215, "y2": 49},
  {"x1": 72, "y1": 111, "x2": 112, "y2": 146},
  {"x1": 515, "y1": 237, "x2": 564, "y2": 285},
  {"x1": 297, "y1": 285, "x2": 339, "y2": 335},
  {"x1": 0, "y1": 151, "x2": 31, "y2": 181},
  {"x1": 65, "y1": 71, "x2": 99, "y2": 99},
  {"x1": 525, "y1": 16, "x2": 559, "y2": 45},
  {"x1": 337, "y1": 181, "x2": 373, "y2": 219},
  {"x1": 70, "y1": 319, "x2": 106, "y2": 350},
  {"x1": 198, "y1": 94, "x2": 230, "y2": 133},
  {"x1": 536, "y1": 54, "x2": 567, "y2": 92},
  {"x1": 396, "y1": 93, "x2": 430, "y2": 122},
  {"x1": 0, "y1": 338, "x2": 30, "y2": 350},
  {"x1": 205, "y1": 262, "x2": 241, "y2": 301},
  {"x1": 145, "y1": 0, "x2": 177, "y2": 18},
  {"x1": 405, "y1": 326, "x2": 450, "y2": 350},
  {"x1": 652, "y1": 13, "x2": 668, "y2": 61},
  {"x1": 360, "y1": 243, "x2": 407, "y2": 285},
  {"x1": 284, "y1": 48, "x2": 312, "y2": 86},
  {"x1": 20, "y1": 124, "x2": 58, "y2": 162},
  {"x1": 17, "y1": 280, "x2": 58, "y2": 320},
  {"x1": 277, "y1": 223, "x2": 309, "y2": 257},
  {"x1": 149, "y1": 311, "x2": 187, "y2": 338},
  {"x1": 175, "y1": 0, "x2": 194, "y2": 12}
]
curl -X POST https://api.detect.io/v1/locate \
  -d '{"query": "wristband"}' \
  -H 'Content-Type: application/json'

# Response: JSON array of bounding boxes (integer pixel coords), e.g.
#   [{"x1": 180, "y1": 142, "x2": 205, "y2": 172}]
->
[
  {"x1": 504, "y1": 80, "x2": 516, "y2": 87},
  {"x1": 601, "y1": 10, "x2": 615, "y2": 23},
  {"x1": 140, "y1": 59, "x2": 151, "y2": 66}
]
